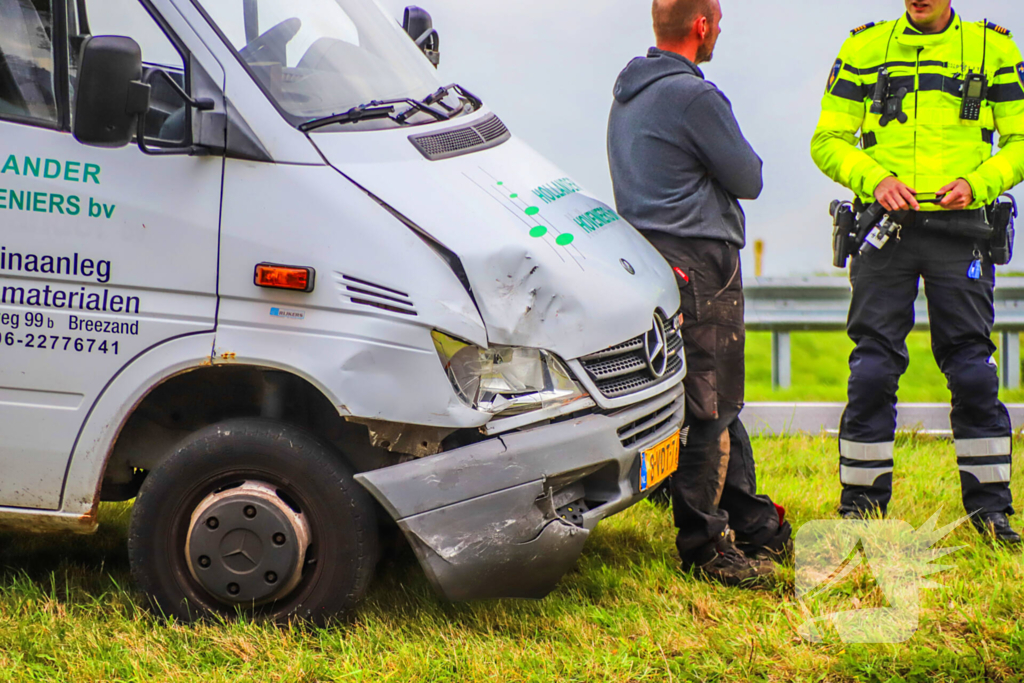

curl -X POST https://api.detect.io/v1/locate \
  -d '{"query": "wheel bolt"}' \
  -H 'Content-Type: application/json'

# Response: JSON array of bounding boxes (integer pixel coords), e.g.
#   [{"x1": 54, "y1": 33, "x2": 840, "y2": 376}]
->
[
  {"x1": 227, "y1": 583, "x2": 240, "y2": 596},
  {"x1": 265, "y1": 571, "x2": 278, "y2": 584},
  {"x1": 198, "y1": 555, "x2": 211, "y2": 568},
  {"x1": 272, "y1": 533, "x2": 286, "y2": 545},
  {"x1": 206, "y1": 517, "x2": 219, "y2": 529},
  {"x1": 244, "y1": 505, "x2": 257, "y2": 519}
]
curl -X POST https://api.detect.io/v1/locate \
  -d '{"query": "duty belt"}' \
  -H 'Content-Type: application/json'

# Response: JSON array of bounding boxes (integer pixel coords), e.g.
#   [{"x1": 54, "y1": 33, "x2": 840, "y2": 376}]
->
[{"x1": 853, "y1": 202, "x2": 993, "y2": 240}]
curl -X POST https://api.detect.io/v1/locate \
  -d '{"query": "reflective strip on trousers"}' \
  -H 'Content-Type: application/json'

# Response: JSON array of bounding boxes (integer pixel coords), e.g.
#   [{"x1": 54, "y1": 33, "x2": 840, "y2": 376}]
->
[
  {"x1": 955, "y1": 437, "x2": 1012, "y2": 458},
  {"x1": 840, "y1": 465, "x2": 893, "y2": 487},
  {"x1": 840, "y1": 440, "x2": 895, "y2": 461},
  {"x1": 960, "y1": 464, "x2": 1012, "y2": 484}
]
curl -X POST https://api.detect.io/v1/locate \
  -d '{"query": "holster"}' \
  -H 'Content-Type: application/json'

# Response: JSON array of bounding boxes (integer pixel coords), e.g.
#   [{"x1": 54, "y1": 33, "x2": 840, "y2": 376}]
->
[
  {"x1": 988, "y1": 197, "x2": 1017, "y2": 266},
  {"x1": 831, "y1": 201, "x2": 856, "y2": 268}
]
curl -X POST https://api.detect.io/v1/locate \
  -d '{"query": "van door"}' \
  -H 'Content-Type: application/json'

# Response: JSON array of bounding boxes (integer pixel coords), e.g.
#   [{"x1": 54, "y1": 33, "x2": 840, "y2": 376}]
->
[{"x1": 0, "y1": 0, "x2": 223, "y2": 509}]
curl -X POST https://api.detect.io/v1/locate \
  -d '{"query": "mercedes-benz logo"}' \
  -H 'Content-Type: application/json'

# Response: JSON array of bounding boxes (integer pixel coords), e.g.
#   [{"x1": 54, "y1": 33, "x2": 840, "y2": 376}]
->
[
  {"x1": 220, "y1": 529, "x2": 263, "y2": 572},
  {"x1": 643, "y1": 314, "x2": 669, "y2": 378},
  {"x1": 620, "y1": 259, "x2": 635, "y2": 275}
]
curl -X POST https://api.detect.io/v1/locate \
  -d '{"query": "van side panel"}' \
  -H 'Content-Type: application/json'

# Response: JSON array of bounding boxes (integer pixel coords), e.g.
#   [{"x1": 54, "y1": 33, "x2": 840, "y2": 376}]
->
[{"x1": 214, "y1": 160, "x2": 488, "y2": 428}]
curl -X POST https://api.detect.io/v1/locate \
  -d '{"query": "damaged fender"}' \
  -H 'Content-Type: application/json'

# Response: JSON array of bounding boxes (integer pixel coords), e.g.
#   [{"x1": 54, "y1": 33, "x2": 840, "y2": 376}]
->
[{"x1": 400, "y1": 481, "x2": 589, "y2": 601}]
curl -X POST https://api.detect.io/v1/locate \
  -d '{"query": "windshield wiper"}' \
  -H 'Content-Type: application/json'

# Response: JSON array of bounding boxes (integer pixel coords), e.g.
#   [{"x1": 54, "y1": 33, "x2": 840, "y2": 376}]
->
[
  {"x1": 425, "y1": 83, "x2": 480, "y2": 107},
  {"x1": 299, "y1": 85, "x2": 483, "y2": 132},
  {"x1": 299, "y1": 104, "x2": 397, "y2": 132},
  {"x1": 395, "y1": 84, "x2": 482, "y2": 124}
]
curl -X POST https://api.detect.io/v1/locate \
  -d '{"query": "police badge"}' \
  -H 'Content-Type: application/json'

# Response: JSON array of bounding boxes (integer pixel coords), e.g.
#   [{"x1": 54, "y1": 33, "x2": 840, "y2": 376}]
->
[{"x1": 827, "y1": 59, "x2": 844, "y2": 94}]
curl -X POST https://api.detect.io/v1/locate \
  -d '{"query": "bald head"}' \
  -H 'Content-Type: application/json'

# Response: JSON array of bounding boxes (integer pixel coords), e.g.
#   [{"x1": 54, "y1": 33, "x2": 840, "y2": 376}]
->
[
  {"x1": 652, "y1": 0, "x2": 715, "y2": 43},
  {"x1": 652, "y1": 0, "x2": 722, "y2": 64}
]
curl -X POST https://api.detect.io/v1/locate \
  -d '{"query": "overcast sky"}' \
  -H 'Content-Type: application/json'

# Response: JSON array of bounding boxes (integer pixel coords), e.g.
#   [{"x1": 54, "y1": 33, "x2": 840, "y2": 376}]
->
[{"x1": 379, "y1": 0, "x2": 1024, "y2": 276}]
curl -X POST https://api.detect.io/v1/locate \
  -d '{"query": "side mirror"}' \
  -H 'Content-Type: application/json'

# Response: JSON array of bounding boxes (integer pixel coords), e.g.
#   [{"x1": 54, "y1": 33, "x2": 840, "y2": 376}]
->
[
  {"x1": 403, "y1": 6, "x2": 440, "y2": 67},
  {"x1": 72, "y1": 36, "x2": 151, "y2": 148}
]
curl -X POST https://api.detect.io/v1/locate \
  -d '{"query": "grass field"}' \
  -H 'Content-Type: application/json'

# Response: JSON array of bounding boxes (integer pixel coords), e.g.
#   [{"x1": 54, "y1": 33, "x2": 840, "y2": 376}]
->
[
  {"x1": 1, "y1": 335, "x2": 1023, "y2": 682},
  {"x1": 746, "y1": 330, "x2": 1024, "y2": 404}
]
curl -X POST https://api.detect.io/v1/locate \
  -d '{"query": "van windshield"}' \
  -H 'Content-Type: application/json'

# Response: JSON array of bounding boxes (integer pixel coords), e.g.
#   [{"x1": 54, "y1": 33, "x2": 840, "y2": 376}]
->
[{"x1": 194, "y1": 0, "x2": 445, "y2": 126}]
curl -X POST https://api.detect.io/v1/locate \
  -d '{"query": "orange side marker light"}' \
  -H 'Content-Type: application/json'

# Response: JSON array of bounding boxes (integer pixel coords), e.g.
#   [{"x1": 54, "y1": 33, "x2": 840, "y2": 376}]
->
[{"x1": 254, "y1": 263, "x2": 316, "y2": 292}]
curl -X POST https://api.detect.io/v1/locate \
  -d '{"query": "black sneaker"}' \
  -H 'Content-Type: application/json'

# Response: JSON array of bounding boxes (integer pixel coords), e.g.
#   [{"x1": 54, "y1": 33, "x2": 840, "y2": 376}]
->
[
  {"x1": 971, "y1": 512, "x2": 1022, "y2": 547},
  {"x1": 683, "y1": 532, "x2": 775, "y2": 587}
]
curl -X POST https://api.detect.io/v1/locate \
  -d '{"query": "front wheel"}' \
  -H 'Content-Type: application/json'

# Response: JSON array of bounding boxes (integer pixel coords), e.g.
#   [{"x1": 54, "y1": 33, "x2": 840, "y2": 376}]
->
[{"x1": 128, "y1": 418, "x2": 378, "y2": 624}]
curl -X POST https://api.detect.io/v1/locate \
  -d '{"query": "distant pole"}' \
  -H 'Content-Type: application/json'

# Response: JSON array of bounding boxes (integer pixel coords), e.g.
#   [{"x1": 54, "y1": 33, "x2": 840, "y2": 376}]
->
[{"x1": 754, "y1": 239, "x2": 764, "y2": 277}]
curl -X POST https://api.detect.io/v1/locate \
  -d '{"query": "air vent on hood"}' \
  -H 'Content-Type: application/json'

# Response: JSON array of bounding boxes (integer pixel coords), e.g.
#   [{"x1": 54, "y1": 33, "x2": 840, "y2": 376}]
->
[
  {"x1": 335, "y1": 274, "x2": 417, "y2": 317},
  {"x1": 408, "y1": 114, "x2": 511, "y2": 161}
]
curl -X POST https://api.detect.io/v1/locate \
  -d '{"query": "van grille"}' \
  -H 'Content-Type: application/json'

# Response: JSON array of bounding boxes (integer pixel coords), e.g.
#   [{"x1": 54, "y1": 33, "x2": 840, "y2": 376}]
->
[
  {"x1": 409, "y1": 115, "x2": 511, "y2": 161},
  {"x1": 617, "y1": 396, "x2": 684, "y2": 449},
  {"x1": 335, "y1": 274, "x2": 417, "y2": 316},
  {"x1": 580, "y1": 313, "x2": 683, "y2": 399}
]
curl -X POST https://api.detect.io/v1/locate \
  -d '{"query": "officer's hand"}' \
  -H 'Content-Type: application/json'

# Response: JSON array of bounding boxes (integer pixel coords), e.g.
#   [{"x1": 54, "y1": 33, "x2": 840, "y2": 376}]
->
[
  {"x1": 874, "y1": 177, "x2": 920, "y2": 212},
  {"x1": 938, "y1": 179, "x2": 974, "y2": 210}
]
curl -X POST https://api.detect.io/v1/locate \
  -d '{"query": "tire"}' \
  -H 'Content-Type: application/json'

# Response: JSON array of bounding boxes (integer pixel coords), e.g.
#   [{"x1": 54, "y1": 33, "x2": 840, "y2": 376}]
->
[{"x1": 128, "y1": 418, "x2": 378, "y2": 624}]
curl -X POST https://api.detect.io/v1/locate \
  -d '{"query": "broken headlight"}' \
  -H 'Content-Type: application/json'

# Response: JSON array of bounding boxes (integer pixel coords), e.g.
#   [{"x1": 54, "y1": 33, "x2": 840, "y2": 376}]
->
[{"x1": 431, "y1": 331, "x2": 588, "y2": 416}]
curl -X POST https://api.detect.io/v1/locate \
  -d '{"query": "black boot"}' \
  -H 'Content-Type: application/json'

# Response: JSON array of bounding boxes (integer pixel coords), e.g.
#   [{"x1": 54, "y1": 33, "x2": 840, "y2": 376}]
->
[
  {"x1": 682, "y1": 530, "x2": 775, "y2": 586},
  {"x1": 972, "y1": 512, "x2": 1022, "y2": 547},
  {"x1": 739, "y1": 521, "x2": 793, "y2": 564}
]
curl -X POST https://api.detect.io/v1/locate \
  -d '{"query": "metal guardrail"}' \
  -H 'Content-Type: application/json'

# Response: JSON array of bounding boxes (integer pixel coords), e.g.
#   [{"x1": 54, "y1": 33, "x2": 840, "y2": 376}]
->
[{"x1": 745, "y1": 277, "x2": 1024, "y2": 390}]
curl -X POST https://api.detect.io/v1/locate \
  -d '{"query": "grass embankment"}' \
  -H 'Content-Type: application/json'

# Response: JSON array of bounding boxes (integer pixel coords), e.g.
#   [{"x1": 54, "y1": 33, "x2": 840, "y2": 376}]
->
[
  {"x1": 746, "y1": 330, "x2": 1024, "y2": 404},
  {"x1": 1, "y1": 435, "x2": 1022, "y2": 681}
]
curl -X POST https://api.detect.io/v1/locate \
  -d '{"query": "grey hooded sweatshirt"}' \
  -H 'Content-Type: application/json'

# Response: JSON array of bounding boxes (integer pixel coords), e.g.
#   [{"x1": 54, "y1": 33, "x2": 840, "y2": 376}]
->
[{"x1": 608, "y1": 48, "x2": 763, "y2": 248}]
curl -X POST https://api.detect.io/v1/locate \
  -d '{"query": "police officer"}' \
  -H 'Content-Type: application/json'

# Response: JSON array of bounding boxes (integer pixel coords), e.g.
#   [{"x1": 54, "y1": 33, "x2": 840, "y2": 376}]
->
[{"x1": 812, "y1": 0, "x2": 1024, "y2": 545}]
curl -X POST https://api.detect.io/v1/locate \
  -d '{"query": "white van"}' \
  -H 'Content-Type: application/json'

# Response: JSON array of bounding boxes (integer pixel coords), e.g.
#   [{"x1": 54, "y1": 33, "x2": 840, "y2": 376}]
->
[{"x1": 0, "y1": 0, "x2": 686, "y2": 622}]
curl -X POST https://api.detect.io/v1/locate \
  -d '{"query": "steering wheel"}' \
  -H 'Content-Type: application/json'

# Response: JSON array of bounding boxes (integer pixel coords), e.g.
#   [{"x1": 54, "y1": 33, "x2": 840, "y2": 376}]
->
[{"x1": 239, "y1": 18, "x2": 302, "y2": 65}]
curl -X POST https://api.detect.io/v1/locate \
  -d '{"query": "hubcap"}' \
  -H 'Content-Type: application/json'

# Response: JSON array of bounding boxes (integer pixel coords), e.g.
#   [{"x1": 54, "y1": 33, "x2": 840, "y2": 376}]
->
[{"x1": 185, "y1": 481, "x2": 311, "y2": 605}]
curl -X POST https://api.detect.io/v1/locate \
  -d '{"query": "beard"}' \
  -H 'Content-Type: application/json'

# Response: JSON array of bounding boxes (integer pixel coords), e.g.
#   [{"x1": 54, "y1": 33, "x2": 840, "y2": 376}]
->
[{"x1": 696, "y1": 32, "x2": 718, "y2": 63}]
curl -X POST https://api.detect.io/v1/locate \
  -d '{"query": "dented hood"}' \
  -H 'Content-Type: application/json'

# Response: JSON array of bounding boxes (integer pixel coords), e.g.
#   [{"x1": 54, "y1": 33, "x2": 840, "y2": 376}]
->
[{"x1": 311, "y1": 112, "x2": 679, "y2": 360}]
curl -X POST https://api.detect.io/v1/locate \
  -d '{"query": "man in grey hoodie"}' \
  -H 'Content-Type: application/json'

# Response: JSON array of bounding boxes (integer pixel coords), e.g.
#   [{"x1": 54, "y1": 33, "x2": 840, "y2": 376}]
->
[{"x1": 608, "y1": 0, "x2": 790, "y2": 585}]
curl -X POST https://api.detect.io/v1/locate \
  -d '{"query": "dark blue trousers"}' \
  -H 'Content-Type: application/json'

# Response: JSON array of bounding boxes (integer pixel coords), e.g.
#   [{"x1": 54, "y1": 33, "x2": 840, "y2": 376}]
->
[{"x1": 840, "y1": 222, "x2": 1013, "y2": 516}]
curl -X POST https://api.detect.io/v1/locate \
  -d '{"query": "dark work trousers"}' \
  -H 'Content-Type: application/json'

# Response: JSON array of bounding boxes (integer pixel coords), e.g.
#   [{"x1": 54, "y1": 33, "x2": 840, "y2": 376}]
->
[
  {"x1": 840, "y1": 218, "x2": 1014, "y2": 516},
  {"x1": 644, "y1": 232, "x2": 782, "y2": 561}
]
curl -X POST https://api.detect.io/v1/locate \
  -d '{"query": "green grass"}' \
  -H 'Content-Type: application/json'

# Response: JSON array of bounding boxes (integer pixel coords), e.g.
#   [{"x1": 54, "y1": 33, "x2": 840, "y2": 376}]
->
[
  {"x1": 746, "y1": 331, "x2": 1024, "y2": 404},
  {"x1": 1, "y1": 330, "x2": 1022, "y2": 680},
  {"x1": 1, "y1": 434, "x2": 1023, "y2": 682}
]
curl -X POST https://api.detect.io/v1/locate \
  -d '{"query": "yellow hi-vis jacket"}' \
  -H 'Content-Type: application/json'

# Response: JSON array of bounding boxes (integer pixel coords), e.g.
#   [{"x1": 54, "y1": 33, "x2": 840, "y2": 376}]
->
[{"x1": 811, "y1": 11, "x2": 1024, "y2": 210}]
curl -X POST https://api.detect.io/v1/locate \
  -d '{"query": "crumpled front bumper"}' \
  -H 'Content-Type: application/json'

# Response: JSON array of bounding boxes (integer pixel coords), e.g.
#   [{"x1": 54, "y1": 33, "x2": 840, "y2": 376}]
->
[{"x1": 355, "y1": 383, "x2": 686, "y2": 601}]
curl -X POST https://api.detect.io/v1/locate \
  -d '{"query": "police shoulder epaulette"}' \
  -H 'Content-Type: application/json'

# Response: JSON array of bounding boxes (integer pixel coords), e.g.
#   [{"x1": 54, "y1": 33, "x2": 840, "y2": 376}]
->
[
  {"x1": 850, "y1": 20, "x2": 887, "y2": 37},
  {"x1": 985, "y1": 21, "x2": 1012, "y2": 37}
]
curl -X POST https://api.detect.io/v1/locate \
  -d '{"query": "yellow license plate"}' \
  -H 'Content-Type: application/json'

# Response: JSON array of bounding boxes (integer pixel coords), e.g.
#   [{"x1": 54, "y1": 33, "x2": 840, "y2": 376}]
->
[{"x1": 639, "y1": 431, "x2": 680, "y2": 492}]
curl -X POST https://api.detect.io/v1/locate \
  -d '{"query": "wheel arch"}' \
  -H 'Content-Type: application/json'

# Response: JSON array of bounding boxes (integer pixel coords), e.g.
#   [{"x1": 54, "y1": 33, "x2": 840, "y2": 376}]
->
[{"x1": 61, "y1": 336, "x2": 390, "y2": 522}]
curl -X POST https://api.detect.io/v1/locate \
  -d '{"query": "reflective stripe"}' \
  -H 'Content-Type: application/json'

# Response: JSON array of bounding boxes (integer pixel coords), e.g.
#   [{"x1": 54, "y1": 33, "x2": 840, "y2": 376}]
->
[
  {"x1": 844, "y1": 60, "x2": 948, "y2": 76},
  {"x1": 840, "y1": 440, "x2": 894, "y2": 461},
  {"x1": 960, "y1": 464, "x2": 1012, "y2": 484},
  {"x1": 955, "y1": 437, "x2": 1012, "y2": 458},
  {"x1": 990, "y1": 82, "x2": 1024, "y2": 103},
  {"x1": 840, "y1": 465, "x2": 893, "y2": 487}
]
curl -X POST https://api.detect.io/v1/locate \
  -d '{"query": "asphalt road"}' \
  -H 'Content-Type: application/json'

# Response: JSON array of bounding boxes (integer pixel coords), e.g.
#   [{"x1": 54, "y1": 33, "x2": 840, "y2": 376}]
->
[{"x1": 742, "y1": 403, "x2": 1024, "y2": 437}]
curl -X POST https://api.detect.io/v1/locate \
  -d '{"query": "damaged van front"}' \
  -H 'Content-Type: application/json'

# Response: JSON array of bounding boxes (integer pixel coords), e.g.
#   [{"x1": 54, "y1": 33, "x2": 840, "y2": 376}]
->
[
  {"x1": 0, "y1": 0, "x2": 684, "y2": 621},
  {"x1": 310, "y1": 105, "x2": 688, "y2": 601}
]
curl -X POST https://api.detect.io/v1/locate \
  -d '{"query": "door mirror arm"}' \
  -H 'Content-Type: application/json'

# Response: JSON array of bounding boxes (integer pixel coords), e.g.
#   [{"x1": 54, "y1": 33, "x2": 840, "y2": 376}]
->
[{"x1": 134, "y1": 68, "x2": 215, "y2": 157}]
